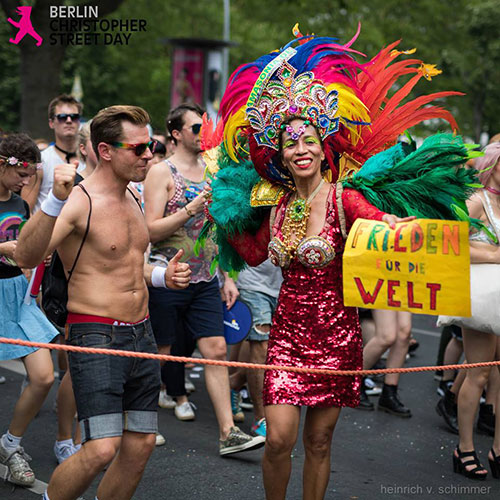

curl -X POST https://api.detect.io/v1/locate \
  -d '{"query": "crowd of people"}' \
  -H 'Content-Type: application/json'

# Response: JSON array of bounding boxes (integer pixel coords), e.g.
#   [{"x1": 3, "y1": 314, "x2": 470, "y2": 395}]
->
[{"x1": 1, "y1": 30, "x2": 500, "y2": 500}]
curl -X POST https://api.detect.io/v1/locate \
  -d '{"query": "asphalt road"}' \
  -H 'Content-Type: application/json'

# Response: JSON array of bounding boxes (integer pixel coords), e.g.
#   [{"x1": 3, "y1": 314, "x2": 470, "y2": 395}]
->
[{"x1": 1, "y1": 314, "x2": 499, "y2": 499}]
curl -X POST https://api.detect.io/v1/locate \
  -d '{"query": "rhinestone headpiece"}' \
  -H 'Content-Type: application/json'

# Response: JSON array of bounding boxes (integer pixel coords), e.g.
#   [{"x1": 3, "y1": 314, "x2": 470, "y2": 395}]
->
[{"x1": 245, "y1": 47, "x2": 340, "y2": 150}]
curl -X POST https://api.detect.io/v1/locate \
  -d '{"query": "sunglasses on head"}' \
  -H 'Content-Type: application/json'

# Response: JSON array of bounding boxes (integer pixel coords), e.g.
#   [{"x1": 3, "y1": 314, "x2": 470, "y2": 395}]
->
[
  {"x1": 54, "y1": 113, "x2": 81, "y2": 123},
  {"x1": 110, "y1": 140, "x2": 157, "y2": 156},
  {"x1": 188, "y1": 123, "x2": 202, "y2": 135}
]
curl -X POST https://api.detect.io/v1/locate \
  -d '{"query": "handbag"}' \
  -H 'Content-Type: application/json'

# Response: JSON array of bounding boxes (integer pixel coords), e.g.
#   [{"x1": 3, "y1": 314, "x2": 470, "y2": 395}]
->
[{"x1": 437, "y1": 192, "x2": 500, "y2": 336}]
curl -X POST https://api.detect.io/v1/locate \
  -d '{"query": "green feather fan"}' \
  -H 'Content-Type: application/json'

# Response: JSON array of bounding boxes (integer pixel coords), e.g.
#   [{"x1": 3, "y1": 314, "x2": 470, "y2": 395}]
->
[
  {"x1": 342, "y1": 133, "x2": 491, "y2": 235},
  {"x1": 196, "y1": 143, "x2": 268, "y2": 272}
]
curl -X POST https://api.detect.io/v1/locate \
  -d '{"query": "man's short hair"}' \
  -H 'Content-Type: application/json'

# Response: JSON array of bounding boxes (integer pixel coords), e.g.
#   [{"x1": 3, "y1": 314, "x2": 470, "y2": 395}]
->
[
  {"x1": 90, "y1": 105, "x2": 150, "y2": 158},
  {"x1": 166, "y1": 104, "x2": 204, "y2": 145},
  {"x1": 48, "y1": 94, "x2": 83, "y2": 119}
]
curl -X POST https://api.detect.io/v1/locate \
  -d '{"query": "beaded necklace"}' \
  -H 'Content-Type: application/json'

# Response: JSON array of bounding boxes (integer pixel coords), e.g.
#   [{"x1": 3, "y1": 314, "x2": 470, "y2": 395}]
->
[{"x1": 280, "y1": 178, "x2": 324, "y2": 260}]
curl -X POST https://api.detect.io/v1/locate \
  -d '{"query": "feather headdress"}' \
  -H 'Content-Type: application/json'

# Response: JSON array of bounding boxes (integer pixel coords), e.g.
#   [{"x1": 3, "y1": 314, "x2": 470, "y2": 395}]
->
[{"x1": 197, "y1": 26, "x2": 479, "y2": 272}]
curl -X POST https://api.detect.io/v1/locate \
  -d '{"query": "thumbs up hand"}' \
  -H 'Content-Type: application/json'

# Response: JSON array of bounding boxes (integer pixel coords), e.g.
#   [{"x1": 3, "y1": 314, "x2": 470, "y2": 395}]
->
[{"x1": 165, "y1": 249, "x2": 191, "y2": 289}]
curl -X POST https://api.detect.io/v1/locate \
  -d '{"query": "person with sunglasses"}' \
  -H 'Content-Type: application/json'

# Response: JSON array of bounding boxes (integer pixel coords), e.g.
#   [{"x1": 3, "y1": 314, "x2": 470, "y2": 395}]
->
[
  {"x1": 22, "y1": 94, "x2": 84, "y2": 214},
  {"x1": 15, "y1": 105, "x2": 191, "y2": 500},
  {"x1": 144, "y1": 103, "x2": 265, "y2": 455}
]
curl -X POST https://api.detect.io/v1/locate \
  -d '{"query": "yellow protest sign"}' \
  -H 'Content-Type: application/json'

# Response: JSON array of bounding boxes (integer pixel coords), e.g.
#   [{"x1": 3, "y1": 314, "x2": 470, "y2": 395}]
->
[{"x1": 343, "y1": 219, "x2": 470, "y2": 316}]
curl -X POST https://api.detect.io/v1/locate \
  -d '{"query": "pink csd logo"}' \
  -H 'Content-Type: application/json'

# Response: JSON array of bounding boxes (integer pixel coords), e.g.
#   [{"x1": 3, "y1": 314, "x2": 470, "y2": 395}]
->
[{"x1": 7, "y1": 6, "x2": 43, "y2": 47}]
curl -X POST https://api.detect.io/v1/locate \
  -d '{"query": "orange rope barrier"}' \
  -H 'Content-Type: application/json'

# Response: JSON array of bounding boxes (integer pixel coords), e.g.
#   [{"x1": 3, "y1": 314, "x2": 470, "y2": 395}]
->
[{"x1": 2, "y1": 337, "x2": 500, "y2": 376}]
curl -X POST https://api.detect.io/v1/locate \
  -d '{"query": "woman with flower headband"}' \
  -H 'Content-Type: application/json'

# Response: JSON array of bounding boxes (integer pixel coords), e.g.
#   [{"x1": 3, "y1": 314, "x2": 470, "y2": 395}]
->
[
  {"x1": 198, "y1": 27, "x2": 476, "y2": 498},
  {"x1": 0, "y1": 133, "x2": 59, "y2": 487}
]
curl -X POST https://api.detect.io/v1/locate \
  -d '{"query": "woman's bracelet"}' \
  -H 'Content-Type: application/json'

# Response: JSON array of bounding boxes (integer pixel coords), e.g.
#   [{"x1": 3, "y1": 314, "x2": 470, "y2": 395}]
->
[
  {"x1": 151, "y1": 266, "x2": 167, "y2": 288},
  {"x1": 184, "y1": 205, "x2": 195, "y2": 217},
  {"x1": 41, "y1": 190, "x2": 67, "y2": 217}
]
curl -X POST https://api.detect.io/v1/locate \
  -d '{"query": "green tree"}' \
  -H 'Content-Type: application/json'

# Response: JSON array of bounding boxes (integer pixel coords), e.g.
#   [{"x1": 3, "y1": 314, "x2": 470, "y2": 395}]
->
[
  {"x1": 0, "y1": 0, "x2": 125, "y2": 137},
  {"x1": 1, "y1": 0, "x2": 499, "y2": 141}
]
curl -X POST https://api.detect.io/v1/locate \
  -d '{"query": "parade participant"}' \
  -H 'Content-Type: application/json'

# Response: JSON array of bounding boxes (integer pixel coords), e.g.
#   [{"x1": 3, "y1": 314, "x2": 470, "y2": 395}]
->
[
  {"x1": 0, "y1": 133, "x2": 58, "y2": 487},
  {"x1": 453, "y1": 142, "x2": 500, "y2": 480},
  {"x1": 263, "y1": 116, "x2": 410, "y2": 498},
  {"x1": 359, "y1": 310, "x2": 413, "y2": 416},
  {"x1": 144, "y1": 103, "x2": 264, "y2": 454},
  {"x1": 22, "y1": 94, "x2": 83, "y2": 213},
  {"x1": 15, "y1": 105, "x2": 191, "y2": 500},
  {"x1": 200, "y1": 26, "x2": 476, "y2": 498}
]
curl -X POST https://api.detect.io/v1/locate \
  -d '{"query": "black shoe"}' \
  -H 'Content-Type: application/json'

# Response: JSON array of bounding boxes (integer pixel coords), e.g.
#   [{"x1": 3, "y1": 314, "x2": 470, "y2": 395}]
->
[
  {"x1": 453, "y1": 446, "x2": 488, "y2": 480},
  {"x1": 378, "y1": 383, "x2": 412, "y2": 418},
  {"x1": 477, "y1": 403, "x2": 495, "y2": 436},
  {"x1": 408, "y1": 338, "x2": 419, "y2": 356},
  {"x1": 356, "y1": 380, "x2": 374, "y2": 411},
  {"x1": 435, "y1": 389, "x2": 458, "y2": 434},
  {"x1": 489, "y1": 448, "x2": 500, "y2": 479},
  {"x1": 437, "y1": 380, "x2": 453, "y2": 397}
]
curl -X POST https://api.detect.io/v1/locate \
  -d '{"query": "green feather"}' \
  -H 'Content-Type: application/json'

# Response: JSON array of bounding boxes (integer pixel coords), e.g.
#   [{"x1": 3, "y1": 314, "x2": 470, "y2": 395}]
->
[
  {"x1": 343, "y1": 133, "x2": 481, "y2": 222},
  {"x1": 194, "y1": 220, "x2": 213, "y2": 256},
  {"x1": 209, "y1": 255, "x2": 220, "y2": 275},
  {"x1": 195, "y1": 142, "x2": 270, "y2": 273}
]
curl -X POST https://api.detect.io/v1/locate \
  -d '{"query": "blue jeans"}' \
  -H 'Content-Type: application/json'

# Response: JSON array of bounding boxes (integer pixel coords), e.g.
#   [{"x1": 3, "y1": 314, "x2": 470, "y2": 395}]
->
[
  {"x1": 67, "y1": 319, "x2": 160, "y2": 443},
  {"x1": 239, "y1": 289, "x2": 277, "y2": 342}
]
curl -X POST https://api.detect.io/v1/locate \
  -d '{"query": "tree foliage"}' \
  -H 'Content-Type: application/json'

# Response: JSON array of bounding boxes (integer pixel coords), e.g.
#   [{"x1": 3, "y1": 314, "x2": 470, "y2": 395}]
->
[{"x1": 1, "y1": 0, "x2": 499, "y2": 141}]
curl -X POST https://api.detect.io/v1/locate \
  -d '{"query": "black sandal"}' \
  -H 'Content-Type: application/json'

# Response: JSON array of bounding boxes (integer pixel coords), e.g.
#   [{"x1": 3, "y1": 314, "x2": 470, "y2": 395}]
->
[
  {"x1": 453, "y1": 447, "x2": 488, "y2": 480},
  {"x1": 489, "y1": 448, "x2": 500, "y2": 479}
]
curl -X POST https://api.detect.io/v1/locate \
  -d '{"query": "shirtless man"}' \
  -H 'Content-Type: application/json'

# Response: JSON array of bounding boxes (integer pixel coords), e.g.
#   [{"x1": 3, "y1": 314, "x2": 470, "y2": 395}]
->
[{"x1": 15, "y1": 105, "x2": 191, "y2": 500}]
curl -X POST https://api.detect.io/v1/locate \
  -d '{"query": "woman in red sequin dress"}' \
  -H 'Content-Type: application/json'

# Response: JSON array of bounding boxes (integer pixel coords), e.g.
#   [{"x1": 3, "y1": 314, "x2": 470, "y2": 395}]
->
[
  {"x1": 212, "y1": 25, "x2": 454, "y2": 498},
  {"x1": 229, "y1": 118, "x2": 413, "y2": 499}
]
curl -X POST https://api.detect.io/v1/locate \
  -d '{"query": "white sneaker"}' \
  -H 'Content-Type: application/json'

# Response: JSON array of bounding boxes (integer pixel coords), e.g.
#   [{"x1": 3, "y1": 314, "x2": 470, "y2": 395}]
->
[
  {"x1": 0, "y1": 375, "x2": 6, "y2": 384},
  {"x1": 185, "y1": 377, "x2": 196, "y2": 393},
  {"x1": 155, "y1": 433, "x2": 166, "y2": 446},
  {"x1": 364, "y1": 377, "x2": 382, "y2": 396},
  {"x1": 174, "y1": 402, "x2": 196, "y2": 421},
  {"x1": 54, "y1": 440, "x2": 78, "y2": 464},
  {"x1": 158, "y1": 389, "x2": 176, "y2": 409}
]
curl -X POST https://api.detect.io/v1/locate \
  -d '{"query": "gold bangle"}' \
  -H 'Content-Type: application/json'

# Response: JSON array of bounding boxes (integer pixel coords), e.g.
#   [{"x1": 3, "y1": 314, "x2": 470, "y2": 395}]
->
[{"x1": 184, "y1": 205, "x2": 195, "y2": 217}]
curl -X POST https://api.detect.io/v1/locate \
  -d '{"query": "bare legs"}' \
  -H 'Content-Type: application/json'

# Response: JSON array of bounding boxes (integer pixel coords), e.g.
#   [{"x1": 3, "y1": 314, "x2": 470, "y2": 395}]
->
[
  {"x1": 456, "y1": 329, "x2": 500, "y2": 474},
  {"x1": 46, "y1": 431, "x2": 155, "y2": 500},
  {"x1": 9, "y1": 348, "x2": 54, "y2": 437},
  {"x1": 263, "y1": 405, "x2": 300, "y2": 500},
  {"x1": 302, "y1": 406, "x2": 341, "y2": 500},
  {"x1": 363, "y1": 310, "x2": 412, "y2": 385},
  {"x1": 263, "y1": 404, "x2": 341, "y2": 500},
  {"x1": 197, "y1": 336, "x2": 234, "y2": 438},
  {"x1": 56, "y1": 370, "x2": 78, "y2": 442},
  {"x1": 248, "y1": 337, "x2": 269, "y2": 421}
]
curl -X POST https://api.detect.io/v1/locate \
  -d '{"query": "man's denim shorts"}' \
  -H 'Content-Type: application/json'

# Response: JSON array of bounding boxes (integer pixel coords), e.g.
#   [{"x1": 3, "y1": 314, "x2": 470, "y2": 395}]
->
[
  {"x1": 67, "y1": 318, "x2": 161, "y2": 443},
  {"x1": 239, "y1": 289, "x2": 277, "y2": 342}
]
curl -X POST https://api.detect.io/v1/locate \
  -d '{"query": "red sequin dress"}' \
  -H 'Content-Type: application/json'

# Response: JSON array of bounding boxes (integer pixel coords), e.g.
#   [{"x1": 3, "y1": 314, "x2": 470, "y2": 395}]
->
[{"x1": 263, "y1": 185, "x2": 385, "y2": 408}]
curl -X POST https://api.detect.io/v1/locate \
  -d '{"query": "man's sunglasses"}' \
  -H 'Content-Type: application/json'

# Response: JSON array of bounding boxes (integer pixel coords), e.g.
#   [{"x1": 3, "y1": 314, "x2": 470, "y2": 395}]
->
[
  {"x1": 110, "y1": 140, "x2": 157, "y2": 156},
  {"x1": 187, "y1": 123, "x2": 202, "y2": 135},
  {"x1": 54, "y1": 113, "x2": 81, "y2": 122}
]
